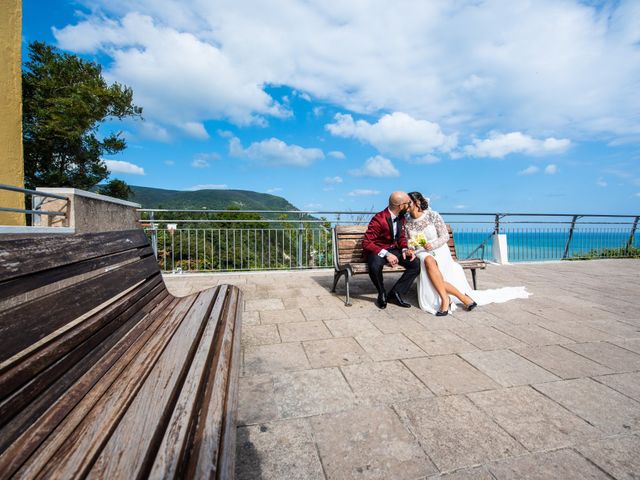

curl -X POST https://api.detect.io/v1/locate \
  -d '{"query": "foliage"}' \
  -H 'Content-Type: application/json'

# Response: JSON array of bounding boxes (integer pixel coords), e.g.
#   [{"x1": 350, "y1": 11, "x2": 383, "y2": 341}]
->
[
  {"x1": 97, "y1": 179, "x2": 133, "y2": 200},
  {"x1": 568, "y1": 245, "x2": 640, "y2": 260},
  {"x1": 22, "y1": 41, "x2": 142, "y2": 190}
]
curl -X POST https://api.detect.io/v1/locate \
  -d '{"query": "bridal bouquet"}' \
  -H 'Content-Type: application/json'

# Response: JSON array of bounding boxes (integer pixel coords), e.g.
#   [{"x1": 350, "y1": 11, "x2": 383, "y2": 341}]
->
[
  {"x1": 408, "y1": 233, "x2": 436, "y2": 256},
  {"x1": 408, "y1": 233, "x2": 427, "y2": 249}
]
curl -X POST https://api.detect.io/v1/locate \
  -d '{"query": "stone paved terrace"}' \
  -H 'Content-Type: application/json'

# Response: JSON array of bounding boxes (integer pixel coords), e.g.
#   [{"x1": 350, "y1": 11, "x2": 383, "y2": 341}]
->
[{"x1": 164, "y1": 259, "x2": 640, "y2": 480}]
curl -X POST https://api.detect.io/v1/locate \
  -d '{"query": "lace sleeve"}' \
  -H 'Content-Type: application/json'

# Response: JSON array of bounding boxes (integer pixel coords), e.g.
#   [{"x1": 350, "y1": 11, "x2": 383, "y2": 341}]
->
[{"x1": 428, "y1": 211, "x2": 449, "y2": 249}]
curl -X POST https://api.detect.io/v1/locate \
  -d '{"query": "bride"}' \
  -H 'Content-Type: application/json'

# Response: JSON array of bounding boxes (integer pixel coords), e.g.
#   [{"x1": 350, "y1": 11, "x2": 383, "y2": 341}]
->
[{"x1": 405, "y1": 191, "x2": 529, "y2": 316}]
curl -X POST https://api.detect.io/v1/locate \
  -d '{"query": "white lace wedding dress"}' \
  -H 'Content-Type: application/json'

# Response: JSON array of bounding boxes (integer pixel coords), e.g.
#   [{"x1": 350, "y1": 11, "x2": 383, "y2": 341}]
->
[{"x1": 405, "y1": 210, "x2": 530, "y2": 314}]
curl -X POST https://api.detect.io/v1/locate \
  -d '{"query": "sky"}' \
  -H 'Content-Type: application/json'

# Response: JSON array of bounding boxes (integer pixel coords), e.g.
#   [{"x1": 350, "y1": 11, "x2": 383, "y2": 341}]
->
[{"x1": 22, "y1": 0, "x2": 640, "y2": 214}]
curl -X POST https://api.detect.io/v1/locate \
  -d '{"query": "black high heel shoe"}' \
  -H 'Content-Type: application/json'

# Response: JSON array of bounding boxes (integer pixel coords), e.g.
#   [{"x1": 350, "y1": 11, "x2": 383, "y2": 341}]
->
[
  {"x1": 464, "y1": 296, "x2": 478, "y2": 311},
  {"x1": 436, "y1": 300, "x2": 450, "y2": 316}
]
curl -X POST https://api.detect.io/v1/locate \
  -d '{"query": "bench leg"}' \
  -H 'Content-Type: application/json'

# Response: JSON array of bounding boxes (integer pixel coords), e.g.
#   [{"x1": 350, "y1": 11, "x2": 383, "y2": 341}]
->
[
  {"x1": 344, "y1": 271, "x2": 352, "y2": 306},
  {"x1": 331, "y1": 271, "x2": 342, "y2": 292},
  {"x1": 471, "y1": 268, "x2": 478, "y2": 290}
]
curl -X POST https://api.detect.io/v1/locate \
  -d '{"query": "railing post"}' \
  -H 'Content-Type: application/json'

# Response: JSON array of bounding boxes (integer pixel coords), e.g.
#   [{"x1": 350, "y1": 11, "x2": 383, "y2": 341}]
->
[
  {"x1": 297, "y1": 213, "x2": 304, "y2": 269},
  {"x1": 150, "y1": 211, "x2": 158, "y2": 259},
  {"x1": 627, "y1": 216, "x2": 639, "y2": 251},
  {"x1": 562, "y1": 215, "x2": 580, "y2": 259},
  {"x1": 494, "y1": 214, "x2": 501, "y2": 234}
]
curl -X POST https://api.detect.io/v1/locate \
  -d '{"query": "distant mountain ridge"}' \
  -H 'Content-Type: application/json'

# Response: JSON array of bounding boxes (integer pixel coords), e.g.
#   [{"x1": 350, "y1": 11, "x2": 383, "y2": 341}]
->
[{"x1": 129, "y1": 185, "x2": 301, "y2": 212}]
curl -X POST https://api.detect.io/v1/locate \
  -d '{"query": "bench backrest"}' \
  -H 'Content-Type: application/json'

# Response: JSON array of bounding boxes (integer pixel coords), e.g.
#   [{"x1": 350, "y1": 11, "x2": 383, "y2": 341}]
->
[
  {"x1": 333, "y1": 224, "x2": 458, "y2": 269},
  {"x1": 0, "y1": 229, "x2": 165, "y2": 452}
]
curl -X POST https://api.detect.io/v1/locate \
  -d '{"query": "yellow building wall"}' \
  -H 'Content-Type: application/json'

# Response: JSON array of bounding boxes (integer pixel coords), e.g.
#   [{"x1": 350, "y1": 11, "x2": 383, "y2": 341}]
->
[{"x1": 0, "y1": 0, "x2": 25, "y2": 226}]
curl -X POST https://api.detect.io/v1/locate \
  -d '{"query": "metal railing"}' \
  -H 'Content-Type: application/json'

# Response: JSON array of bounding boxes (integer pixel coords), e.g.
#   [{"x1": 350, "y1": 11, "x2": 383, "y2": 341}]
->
[
  {"x1": 138, "y1": 209, "x2": 640, "y2": 273},
  {"x1": 0, "y1": 183, "x2": 69, "y2": 225}
]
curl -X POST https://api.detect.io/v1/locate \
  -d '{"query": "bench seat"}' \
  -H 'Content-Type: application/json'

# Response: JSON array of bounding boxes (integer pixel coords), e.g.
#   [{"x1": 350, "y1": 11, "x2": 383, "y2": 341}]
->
[
  {"x1": 331, "y1": 224, "x2": 486, "y2": 306},
  {"x1": 0, "y1": 229, "x2": 242, "y2": 479}
]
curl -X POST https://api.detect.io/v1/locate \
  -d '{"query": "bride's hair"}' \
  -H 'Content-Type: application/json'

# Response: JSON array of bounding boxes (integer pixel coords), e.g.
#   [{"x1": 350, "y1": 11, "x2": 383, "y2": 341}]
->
[{"x1": 408, "y1": 191, "x2": 429, "y2": 211}]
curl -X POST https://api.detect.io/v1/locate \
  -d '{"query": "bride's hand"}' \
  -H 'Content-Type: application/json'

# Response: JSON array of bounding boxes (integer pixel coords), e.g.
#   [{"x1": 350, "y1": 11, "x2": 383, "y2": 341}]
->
[{"x1": 425, "y1": 243, "x2": 434, "y2": 251}]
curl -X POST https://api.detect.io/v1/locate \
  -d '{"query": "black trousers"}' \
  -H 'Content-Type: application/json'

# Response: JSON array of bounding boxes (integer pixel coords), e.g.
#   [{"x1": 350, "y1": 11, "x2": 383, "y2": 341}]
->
[{"x1": 367, "y1": 247, "x2": 420, "y2": 296}]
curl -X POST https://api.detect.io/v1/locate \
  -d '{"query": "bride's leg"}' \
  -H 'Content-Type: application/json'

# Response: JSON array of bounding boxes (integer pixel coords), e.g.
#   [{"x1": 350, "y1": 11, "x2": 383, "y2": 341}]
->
[
  {"x1": 424, "y1": 256, "x2": 449, "y2": 311},
  {"x1": 443, "y1": 282, "x2": 474, "y2": 306}
]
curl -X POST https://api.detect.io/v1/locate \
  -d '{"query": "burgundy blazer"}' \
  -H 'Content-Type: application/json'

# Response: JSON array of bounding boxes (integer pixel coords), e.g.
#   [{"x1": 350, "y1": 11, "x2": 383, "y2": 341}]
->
[{"x1": 362, "y1": 209, "x2": 408, "y2": 257}]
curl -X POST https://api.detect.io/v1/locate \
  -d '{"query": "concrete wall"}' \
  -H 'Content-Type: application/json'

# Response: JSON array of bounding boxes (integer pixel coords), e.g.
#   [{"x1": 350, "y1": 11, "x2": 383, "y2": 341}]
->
[
  {"x1": 34, "y1": 188, "x2": 142, "y2": 234},
  {"x1": 0, "y1": 0, "x2": 25, "y2": 226}
]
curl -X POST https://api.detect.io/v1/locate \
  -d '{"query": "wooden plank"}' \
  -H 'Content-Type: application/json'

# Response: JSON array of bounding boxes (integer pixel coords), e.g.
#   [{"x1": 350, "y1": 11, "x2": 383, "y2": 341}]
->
[
  {"x1": 0, "y1": 275, "x2": 163, "y2": 392},
  {"x1": 0, "y1": 284, "x2": 168, "y2": 450},
  {"x1": 0, "y1": 229, "x2": 149, "y2": 283},
  {"x1": 335, "y1": 226, "x2": 368, "y2": 235},
  {"x1": 0, "y1": 254, "x2": 159, "y2": 364},
  {"x1": 0, "y1": 245, "x2": 154, "y2": 302},
  {"x1": 0, "y1": 293, "x2": 187, "y2": 478},
  {"x1": 187, "y1": 287, "x2": 240, "y2": 479},
  {"x1": 215, "y1": 286, "x2": 243, "y2": 480},
  {"x1": 86, "y1": 288, "x2": 219, "y2": 480},
  {"x1": 147, "y1": 286, "x2": 229, "y2": 479}
]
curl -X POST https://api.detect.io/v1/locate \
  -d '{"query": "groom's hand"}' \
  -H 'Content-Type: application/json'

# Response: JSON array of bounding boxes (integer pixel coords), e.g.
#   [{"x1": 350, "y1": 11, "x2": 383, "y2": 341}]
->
[
  {"x1": 386, "y1": 253, "x2": 399, "y2": 266},
  {"x1": 404, "y1": 249, "x2": 416, "y2": 261}
]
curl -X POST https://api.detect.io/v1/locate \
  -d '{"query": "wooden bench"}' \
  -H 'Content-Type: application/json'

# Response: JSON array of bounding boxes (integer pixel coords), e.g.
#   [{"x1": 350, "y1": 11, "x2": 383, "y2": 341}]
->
[
  {"x1": 0, "y1": 229, "x2": 242, "y2": 479},
  {"x1": 331, "y1": 225, "x2": 486, "y2": 306}
]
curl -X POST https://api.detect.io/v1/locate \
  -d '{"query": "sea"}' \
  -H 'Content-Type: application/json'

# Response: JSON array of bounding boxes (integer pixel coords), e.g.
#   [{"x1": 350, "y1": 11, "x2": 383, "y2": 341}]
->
[{"x1": 452, "y1": 229, "x2": 640, "y2": 263}]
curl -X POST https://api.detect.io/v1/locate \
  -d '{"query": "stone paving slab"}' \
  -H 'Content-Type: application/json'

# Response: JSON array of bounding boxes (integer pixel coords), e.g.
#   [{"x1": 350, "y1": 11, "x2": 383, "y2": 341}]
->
[
  {"x1": 395, "y1": 395, "x2": 526, "y2": 472},
  {"x1": 534, "y1": 377, "x2": 640, "y2": 434},
  {"x1": 467, "y1": 386, "x2": 600, "y2": 451},
  {"x1": 403, "y1": 355, "x2": 499, "y2": 395},
  {"x1": 260, "y1": 308, "x2": 306, "y2": 324},
  {"x1": 355, "y1": 333, "x2": 426, "y2": 361},
  {"x1": 564, "y1": 341, "x2": 640, "y2": 373},
  {"x1": 242, "y1": 324, "x2": 281, "y2": 347},
  {"x1": 243, "y1": 342, "x2": 310, "y2": 376},
  {"x1": 403, "y1": 329, "x2": 478, "y2": 356},
  {"x1": 575, "y1": 434, "x2": 640, "y2": 480},
  {"x1": 303, "y1": 337, "x2": 371, "y2": 368},
  {"x1": 323, "y1": 317, "x2": 383, "y2": 338},
  {"x1": 450, "y1": 326, "x2": 527, "y2": 351},
  {"x1": 594, "y1": 371, "x2": 640, "y2": 402},
  {"x1": 487, "y1": 448, "x2": 609, "y2": 480},
  {"x1": 310, "y1": 406, "x2": 437, "y2": 479},
  {"x1": 236, "y1": 419, "x2": 325, "y2": 480},
  {"x1": 514, "y1": 344, "x2": 614, "y2": 379},
  {"x1": 278, "y1": 321, "x2": 333, "y2": 342},
  {"x1": 340, "y1": 360, "x2": 433, "y2": 405},
  {"x1": 460, "y1": 349, "x2": 559, "y2": 387}
]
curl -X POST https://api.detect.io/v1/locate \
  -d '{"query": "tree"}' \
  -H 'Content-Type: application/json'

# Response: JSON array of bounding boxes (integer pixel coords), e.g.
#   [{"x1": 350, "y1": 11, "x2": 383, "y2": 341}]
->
[
  {"x1": 22, "y1": 41, "x2": 142, "y2": 190},
  {"x1": 97, "y1": 179, "x2": 133, "y2": 200}
]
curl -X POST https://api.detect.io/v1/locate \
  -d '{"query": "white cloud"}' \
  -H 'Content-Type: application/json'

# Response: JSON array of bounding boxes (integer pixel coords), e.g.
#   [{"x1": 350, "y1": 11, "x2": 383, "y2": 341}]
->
[
  {"x1": 411, "y1": 155, "x2": 441, "y2": 165},
  {"x1": 328, "y1": 151, "x2": 346, "y2": 160},
  {"x1": 465, "y1": 132, "x2": 571, "y2": 158},
  {"x1": 596, "y1": 178, "x2": 608, "y2": 187},
  {"x1": 164, "y1": 160, "x2": 175, "y2": 166},
  {"x1": 189, "y1": 184, "x2": 228, "y2": 190},
  {"x1": 53, "y1": 1, "x2": 640, "y2": 141},
  {"x1": 348, "y1": 189, "x2": 380, "y2": 196},
  {"x1": 191, "y1": 158, "x2": 210, "y2": 168},
  {"x1": 104, "y1": 159, "x2": 145, "y2": 175},
  {"x1": 349, "y1": 155, "x2": 400, "y2": 177},
  {"x1": 327, "y1": 112, "x2": 456, "y2": 158},
  {"x1": 454, "y1": 204, "x2": 468, "y2": 209},
  {"x1": 544, "y1": 164, "x2": 558, "y2": 174},
  {"x1": 305, "y1": 203, "x2": 322, "y2": 209},
  {"x1": 518, "y1": 165, "x2": 540, "y2": 176},
  {"x1": 229, "y1": 136, "x2": 324, "y2": 167},
  {"x1": 267, "y1": 187, "x2": 283, "y2": 193},
  {"x1": 181, "y1": 122, "x2": 209, "y2": 139},
  {"x1": 634, "y1": 192, "x2": 640, "y2": 197},
  {"x1": 324, "y1": 176, "x2": 343, "y2": 184}
]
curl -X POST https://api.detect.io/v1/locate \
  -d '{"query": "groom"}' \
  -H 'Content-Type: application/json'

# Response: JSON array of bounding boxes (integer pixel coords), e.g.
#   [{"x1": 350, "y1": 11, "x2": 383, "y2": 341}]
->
[{"x1": 362, "y1": 191, "x2": 420, "y2": 309}]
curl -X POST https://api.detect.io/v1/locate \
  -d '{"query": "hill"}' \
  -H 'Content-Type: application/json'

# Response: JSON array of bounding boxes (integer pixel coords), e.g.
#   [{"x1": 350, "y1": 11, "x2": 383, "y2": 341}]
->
[{"x1": 129, "y1": 186, "x2": 301, "y2": 212}]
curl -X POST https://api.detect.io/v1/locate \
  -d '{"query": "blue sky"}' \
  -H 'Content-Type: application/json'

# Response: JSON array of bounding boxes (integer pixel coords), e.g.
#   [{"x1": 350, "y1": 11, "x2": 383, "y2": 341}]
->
[{"x1": 23, "y1": 0, "x2": 640, "y2": 213}]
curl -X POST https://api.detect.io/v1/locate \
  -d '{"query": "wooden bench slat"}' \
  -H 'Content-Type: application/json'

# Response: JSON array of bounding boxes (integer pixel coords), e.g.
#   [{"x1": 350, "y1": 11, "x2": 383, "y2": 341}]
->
[
  {"x1": 0, "y1": 229, "x2": 149, "y2": 283},
  {"x1": 0, "y1": 282, "x2": 168, "y2": 449},
  {"x1": 0, "y1": 245, "x2": 154, "y2": 302},
  {"x1": 148, "y1": 285, "x2": 229, "y2": 478},
  {"x1": 189, "y1": 285, "x2": 241, "y2": 479},
  {"x1": 87, "y1": 288, "x2": 220, "y2": 479},
  {"x1": 0, "y1": 255, "x2": 159, "y2": 363},
  {"x1": 14, "y1": 294, "x2": 198, "y2": 479},
  {"x1": 0, "y1": 293, "x2": 184, "y2": 478}
]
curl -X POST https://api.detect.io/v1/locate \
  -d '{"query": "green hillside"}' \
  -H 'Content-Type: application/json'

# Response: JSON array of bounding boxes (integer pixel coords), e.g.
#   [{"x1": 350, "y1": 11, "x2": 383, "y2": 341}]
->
[{"x1": 129, "y1": 186, "x2": 301, "y2": 211}]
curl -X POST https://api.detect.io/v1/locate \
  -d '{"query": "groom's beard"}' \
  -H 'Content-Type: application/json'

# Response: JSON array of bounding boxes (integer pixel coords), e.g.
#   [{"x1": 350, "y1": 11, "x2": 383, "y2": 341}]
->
[{"x1": 398, "y1": 209, "x2": 408, "y2": 217}]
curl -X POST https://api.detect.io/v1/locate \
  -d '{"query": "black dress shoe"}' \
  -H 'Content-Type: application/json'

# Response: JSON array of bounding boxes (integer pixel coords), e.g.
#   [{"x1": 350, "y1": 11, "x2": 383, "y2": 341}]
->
[
  {"x1": 388, "y1": 291, "x2": 411, "y2": 308},
  {"x1": 375, "y1": 292, "x2": 387, "y2": 309}
]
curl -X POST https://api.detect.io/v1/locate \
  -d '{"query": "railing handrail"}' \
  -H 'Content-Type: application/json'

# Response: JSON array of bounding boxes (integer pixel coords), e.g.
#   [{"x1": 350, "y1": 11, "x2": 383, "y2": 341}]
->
[
  {"x1": 0, "y1": 183, "x2": 68, "y2": 200},
  {"x1": 137, "y1": 208, "x2": 639, "y2": 219}
]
